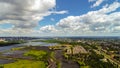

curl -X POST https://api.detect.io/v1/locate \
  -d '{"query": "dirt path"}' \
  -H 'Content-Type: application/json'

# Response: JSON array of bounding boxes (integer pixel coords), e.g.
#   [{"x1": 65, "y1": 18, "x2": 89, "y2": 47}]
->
[
  {"x1": 55, "y1": 50, "x2": 79, "y2": 68},
  {"x1": 47, "y1": 59, "x2": 56, "y2": 68}
]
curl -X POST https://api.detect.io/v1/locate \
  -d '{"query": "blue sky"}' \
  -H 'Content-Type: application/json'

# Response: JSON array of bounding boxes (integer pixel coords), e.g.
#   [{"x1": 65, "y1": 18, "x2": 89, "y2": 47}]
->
[{"x1": 0, "y1": 0, "x2": 120, "y2": 36}]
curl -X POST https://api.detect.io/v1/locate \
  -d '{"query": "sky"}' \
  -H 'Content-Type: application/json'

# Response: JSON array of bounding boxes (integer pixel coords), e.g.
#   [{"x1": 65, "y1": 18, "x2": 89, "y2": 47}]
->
[{"x1": 0, "y1": 0, "x2": 120, "y2": 37}]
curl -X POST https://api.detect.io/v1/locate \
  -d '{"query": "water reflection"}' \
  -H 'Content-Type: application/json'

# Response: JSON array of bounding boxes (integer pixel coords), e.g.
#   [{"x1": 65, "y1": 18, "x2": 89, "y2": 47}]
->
[{"x1": 0, "y1": 42, "x2": 57, "y2": 52}]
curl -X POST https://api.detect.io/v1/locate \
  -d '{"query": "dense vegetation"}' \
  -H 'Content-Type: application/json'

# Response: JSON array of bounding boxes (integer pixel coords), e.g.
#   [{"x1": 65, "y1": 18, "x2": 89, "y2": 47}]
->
[
  {"x1": 24, "y1": 50, "x2": 48, "y2": 61},
  {"x1": 84, "y1": 50, "x2": 115, "y2": 68},
  {"x1": 63, "y1": 50, "x2": 116, "y2": 68}
]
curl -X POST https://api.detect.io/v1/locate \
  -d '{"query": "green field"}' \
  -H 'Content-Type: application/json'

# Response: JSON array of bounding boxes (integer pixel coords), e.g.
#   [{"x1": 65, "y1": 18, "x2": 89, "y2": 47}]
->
[{"x1": 4, "y1": 60, "x2": 46, "y2": 68}]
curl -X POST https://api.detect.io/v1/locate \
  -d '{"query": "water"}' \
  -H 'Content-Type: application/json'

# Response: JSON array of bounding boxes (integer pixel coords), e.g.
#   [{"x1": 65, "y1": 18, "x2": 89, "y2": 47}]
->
[
  {"x1": 0, "y1": 41, "x2": 57, "y2": 52},
  {"x1": 0, "y1": 59, "x2": 15, "y2": 64}
]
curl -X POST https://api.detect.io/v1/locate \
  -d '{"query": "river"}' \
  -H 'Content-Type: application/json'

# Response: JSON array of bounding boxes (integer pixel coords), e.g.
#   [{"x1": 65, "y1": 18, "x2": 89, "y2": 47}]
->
[{"x1": 0, "y1": 41, "x2": 57, "y2": 52}]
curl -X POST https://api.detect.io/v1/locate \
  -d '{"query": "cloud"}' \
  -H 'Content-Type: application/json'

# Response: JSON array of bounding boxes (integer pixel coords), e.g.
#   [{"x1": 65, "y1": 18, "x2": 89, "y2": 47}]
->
[
  {"x1": 51, "y1": 10, "x2": 68, "y2": 14},
  {"x1": 33, "y1": 1, "x2": 120, "y2": 36},
  {"x1": 0, "y1": 0, "x2": 69, "y2": 36},
  {"x1": 0, "y1": 28, "x2": 37, "y2": 36},
  {"x1": 112, "y1": 26, "x2": 120, "y2": 32},
  {"x1": 0, "y1": 0, "x2": 120, "y2": 36},
  {"x1": 0, "y1": 0, "x2": 56, "y2": 29},
  {"x1": 40, "y1": 25, "x2": 58, "y2": 33},
  {"x1": 53, "y1": 2, "x2": 120, "y2": 35},
  {"x1": 51, "y1": 18, "x2": 55, "y2": 22},
  {"x1": 89, "y1": 0, "x2": 104, "y2": 8}
]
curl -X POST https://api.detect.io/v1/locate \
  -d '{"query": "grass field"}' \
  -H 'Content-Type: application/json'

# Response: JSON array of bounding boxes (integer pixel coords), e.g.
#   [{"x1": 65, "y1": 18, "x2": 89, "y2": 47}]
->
[{"x1": 4, "y1": 60, "x2": 46, "y2": 68}]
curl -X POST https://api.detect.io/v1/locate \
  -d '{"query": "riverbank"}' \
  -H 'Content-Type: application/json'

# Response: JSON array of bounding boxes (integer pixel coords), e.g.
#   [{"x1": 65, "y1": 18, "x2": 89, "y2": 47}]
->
[
  {"x1": 0, "y1": 40, "x2": 26, "y2": 47},
  {"x1": 0, "y1": 46, "x2": 51, "y2": 68},
  {"x1": 0, "y1": 43, "x2": 80, "y2": 68}
]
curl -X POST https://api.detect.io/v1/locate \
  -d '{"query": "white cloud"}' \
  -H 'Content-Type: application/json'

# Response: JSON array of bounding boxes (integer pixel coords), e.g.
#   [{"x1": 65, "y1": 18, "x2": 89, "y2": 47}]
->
[
  {"x1": 55, "y1": 1, "x2": 120, "y2": 35},
  {"x1": 89, "y1": 0, "x2": 104, "y2": 8},
  {"x1": 0, "y1": 28, "x2": 38, "y2": 36},
  {"x1": 113, "y1": 26, "x2": 120, "y2": 32},
  {"x1": 39, "y1": 1, "x2": 120, "y2": 36},
  {"x1": 51, "y1": 10, "x2": 68, "y2": 14},
  {"x1": 0, "y1": 0, "x2": 56, "y2": 29},
  {"x1": 40, "y1": 25, "x2": 58, "y2": 33},
  {"x1": 0, "y1": 0, "x2": 69, "y2": 36}
]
